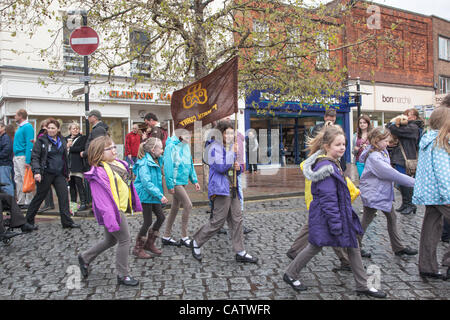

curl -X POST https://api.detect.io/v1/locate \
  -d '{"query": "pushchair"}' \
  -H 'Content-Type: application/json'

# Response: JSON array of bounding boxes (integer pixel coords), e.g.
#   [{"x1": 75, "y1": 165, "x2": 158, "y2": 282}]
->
[{"x1": 0, "y1": 188, "x2": 26, "y2": 246}]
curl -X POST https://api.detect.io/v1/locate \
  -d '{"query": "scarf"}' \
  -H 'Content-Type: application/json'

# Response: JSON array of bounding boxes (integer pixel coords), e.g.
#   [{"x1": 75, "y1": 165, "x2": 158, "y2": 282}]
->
[{"x1": 47, "y1": 134, "x2": 62, "y2": 149}]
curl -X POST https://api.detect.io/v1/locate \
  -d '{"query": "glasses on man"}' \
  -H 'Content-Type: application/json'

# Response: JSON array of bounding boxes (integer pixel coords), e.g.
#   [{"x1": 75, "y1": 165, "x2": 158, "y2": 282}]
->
[{"x1": 104, "y1": 145, "x2": 117, "y2": 152}]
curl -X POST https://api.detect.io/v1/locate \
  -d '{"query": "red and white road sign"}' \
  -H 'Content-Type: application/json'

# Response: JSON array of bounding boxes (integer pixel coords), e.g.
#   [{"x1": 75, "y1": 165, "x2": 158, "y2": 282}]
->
[{"x1": 70, "y1": 26, "x2": 99, "y2": 56}]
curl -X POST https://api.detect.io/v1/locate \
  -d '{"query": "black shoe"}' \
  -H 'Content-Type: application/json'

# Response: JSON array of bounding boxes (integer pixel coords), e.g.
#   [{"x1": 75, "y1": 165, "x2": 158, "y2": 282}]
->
[
  {"x1": 190, "y1": 241, "x2": 202, "y2": 262},
  {"x1": 21, "y1": 222, "x2": 38, "y2": 232},
  {"x1": 441, "y1": 237, "x2": 450, "y2": 243},
  {"x1": 161, "y1": 237, "x2": 181, "y2": 246},
  {"x1": 117, "y1": 275, "x2": 139, "y2": 286},
  {"x1": 62, "y1": 223, "x2": 81, "y2": 229},
  {"x1": 360, "y1": 249, "x2": 371, "y2": 258},
  {"x1": 395, "y1": 204, "x2": 406, "y2": 213},
  {"x1": 286, "y1": 252, "x2": 296, "y2": 260},
  {"x1": 19, "y1": 204, "x2": 29, "y2": 210},
  {"x1": 0, "y1": 230, "x2": 20, "y2": 241},
  {"x1": 283, "y1": 273, "x2": 307, "y2": 292},
  {"x1": 419, "y1": 271, "x2": 444, "y2": 279},
  {"x1": 400, "y1": 205, "x2": 417, "y2": 215},
  {"x1": 235, "y1": 253, "x2": 258, "y2": 264},
  {"x1": 243, "y1": 226, "x2": 253, "y2": 234},
  {"x1": 356, "y1": 288, "x2": 387, "y2": 298},
  {"x1": 218, "y1": 228, "x2": 227, "y2": 235},
  {"x1": 78, "y1": 204, "x2": 88, "y2": 211},
  {"x1": 395, "y1": 247, "x2": 418, "y2": 256},
  {"x1": 38, "y1": 205, "x2": 55, "y2": 213},
  {"x1": 179, "y1": 238, "x2": 191, "y2": 248},
  {"x1": 78, "y1": 254, "x2": 89, "y2": 279}
]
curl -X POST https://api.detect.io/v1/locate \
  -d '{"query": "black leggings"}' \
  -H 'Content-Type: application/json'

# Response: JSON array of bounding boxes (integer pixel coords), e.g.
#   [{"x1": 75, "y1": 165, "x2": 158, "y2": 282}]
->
[{"x1": 138, "y1": 203, "x2": 165, "y2": 237}]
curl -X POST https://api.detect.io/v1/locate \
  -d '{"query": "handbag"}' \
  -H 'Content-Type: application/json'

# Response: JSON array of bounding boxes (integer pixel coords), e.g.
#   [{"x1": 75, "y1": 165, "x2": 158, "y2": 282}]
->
[
  {"x1": 398, "y1": 142, "x2": 418, "y2": 176},
  {"x1": 22, "y1": 167, "x2": 36, "y2": 193}
]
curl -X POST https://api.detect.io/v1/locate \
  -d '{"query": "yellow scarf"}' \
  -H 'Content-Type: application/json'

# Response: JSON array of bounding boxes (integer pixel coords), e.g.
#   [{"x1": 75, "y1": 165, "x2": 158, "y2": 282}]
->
[{"x1": 101, "y1": 161, "x2": 132, "y2": 212}]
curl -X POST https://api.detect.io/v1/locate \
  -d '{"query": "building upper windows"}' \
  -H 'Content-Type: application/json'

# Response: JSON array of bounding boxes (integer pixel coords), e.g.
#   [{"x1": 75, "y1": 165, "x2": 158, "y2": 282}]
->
[
  {"x1": 439, "y1": 36, "x2": 450, "y2": 61},
  {"x1": 439, "y1": 75, "x2": 450, "y2": 94},
  {"x1": 253, "y1": 20, "x2": 269, "y2": 62},
  {"x1": 130, "y1": 30, "x2": 152, "y2": 78}
]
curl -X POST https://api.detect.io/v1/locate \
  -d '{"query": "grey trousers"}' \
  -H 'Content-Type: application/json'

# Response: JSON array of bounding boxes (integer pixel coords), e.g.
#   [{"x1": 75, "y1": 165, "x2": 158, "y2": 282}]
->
[
  {"x1": 287, "y1": 221, "x2": 350, "y2": 265},
  {"x1": 193, "y1": 195, "x2": 245, "y2": 252},
  {"x1": 164, "y1": 185, "x2": 193, "y2": 238},
  {"x1": 81, "y1": 212, "x2": 131, "y2": 277},
  {"x1": 285, "y1": 243, "x2": 368, "y2": 291},
  {"x1": 419, "y1": 205, "x2": 450, "y2": 273},
  {"x1": 360, "y1": 206, "x2": 405, "y2": 253}
]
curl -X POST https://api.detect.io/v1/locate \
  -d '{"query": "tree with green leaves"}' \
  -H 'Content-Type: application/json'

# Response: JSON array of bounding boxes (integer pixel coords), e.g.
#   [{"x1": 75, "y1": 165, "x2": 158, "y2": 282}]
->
[{"x1": 0, "y1": 0, "x2": 401, "y2": 106}]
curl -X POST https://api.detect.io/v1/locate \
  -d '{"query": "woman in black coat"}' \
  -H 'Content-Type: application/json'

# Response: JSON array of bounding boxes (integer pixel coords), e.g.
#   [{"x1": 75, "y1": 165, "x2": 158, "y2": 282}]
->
[
  {"x1": 386, "y1": 108, "x2": 424, "y2": 215},
  {"x1": 22, "y1": 119, "x2": 80, "y2": 232},
  {"x1": 66, "y1": 123, "x2": 88, "y2": 211}
]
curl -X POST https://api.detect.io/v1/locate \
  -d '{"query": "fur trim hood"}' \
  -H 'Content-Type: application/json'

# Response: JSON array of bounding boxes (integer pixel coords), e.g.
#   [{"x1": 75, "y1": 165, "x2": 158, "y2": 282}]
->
[{"x1": 302, "y1": 150, "x2": 334, "y2": 182}]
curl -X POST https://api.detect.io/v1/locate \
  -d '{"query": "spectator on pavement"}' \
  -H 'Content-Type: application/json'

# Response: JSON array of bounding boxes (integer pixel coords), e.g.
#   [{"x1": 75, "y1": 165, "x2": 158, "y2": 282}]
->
[
  {"x1": 124, "y1": 124, "x2": 141, "y2": 166},
  {"x1": 81, "y1": 109, "x2": 109, "y2": 160},
  {"x1": 386, "y1": 108, "x2": 423, "y2": 215},
  {"x1": 66, "y1": 122, "x2": 88, "y2": 212},
  {"x1": 22, "y1": 119, "x2": 80, "y2": 232},
  {"x1": 36, "y1": 119, "x2": 55, "y2": 213},
  {"x1": 0, "y1": 122, "x2": 14, "y2": 197},
  {"x1": 352, "y1": 114, "x2": 371, "y2": 178},
  {"x1": 13, "y1": 109, "x2": 35, "y2": 209},
  {"x1": 143, "y1": 113, "x2": 168, "y2": 148}
]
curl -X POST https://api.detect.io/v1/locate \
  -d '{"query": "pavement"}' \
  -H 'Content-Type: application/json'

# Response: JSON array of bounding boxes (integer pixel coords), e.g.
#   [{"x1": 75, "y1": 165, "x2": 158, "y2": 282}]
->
[{"x1": 1, "y1": 177, "x2": 449, "y2": 300}]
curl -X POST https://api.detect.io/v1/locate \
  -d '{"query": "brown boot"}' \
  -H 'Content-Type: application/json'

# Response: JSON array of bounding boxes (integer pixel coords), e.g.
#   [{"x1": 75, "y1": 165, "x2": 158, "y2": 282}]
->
[
  {"x1": 144, "y1": 230, "x2": 162, "y2": 255},
  {"x1": 132, "y1": 236, "x2": 152, "y2": 259}
]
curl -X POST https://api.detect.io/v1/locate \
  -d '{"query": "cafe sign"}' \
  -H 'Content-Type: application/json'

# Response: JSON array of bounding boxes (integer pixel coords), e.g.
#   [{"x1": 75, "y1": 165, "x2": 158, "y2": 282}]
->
[{"x1": 108, "y1": 90, "x2": 171, "y2": 102}]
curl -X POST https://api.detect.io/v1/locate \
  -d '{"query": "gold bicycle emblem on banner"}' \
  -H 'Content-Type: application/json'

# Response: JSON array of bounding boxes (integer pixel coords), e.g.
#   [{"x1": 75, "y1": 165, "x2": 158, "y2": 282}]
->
[{"x1": 183, "y1": 83, "x2": 208, "y2": 109}]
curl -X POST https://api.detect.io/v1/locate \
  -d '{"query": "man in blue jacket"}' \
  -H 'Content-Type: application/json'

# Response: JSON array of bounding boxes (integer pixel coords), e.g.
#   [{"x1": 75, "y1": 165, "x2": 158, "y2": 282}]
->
[
  {"x1": 0, "y1": 123, "x2": 14, "y2": 196},
  {"x1": 13, "y1": 109, "x2": 35, "y2": 209}
]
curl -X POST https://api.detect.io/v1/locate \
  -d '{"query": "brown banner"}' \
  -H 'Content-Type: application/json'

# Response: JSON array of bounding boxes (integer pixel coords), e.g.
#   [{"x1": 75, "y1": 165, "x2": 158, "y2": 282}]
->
[{"x1": 171, "y1": 56, "x2": 238, "y2": 131}]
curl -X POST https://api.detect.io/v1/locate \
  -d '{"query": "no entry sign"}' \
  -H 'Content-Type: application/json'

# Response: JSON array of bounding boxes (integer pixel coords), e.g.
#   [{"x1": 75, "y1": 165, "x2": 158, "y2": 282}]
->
[{"x1": 70, "y1": 26, "x2": 99, "y2": 56}]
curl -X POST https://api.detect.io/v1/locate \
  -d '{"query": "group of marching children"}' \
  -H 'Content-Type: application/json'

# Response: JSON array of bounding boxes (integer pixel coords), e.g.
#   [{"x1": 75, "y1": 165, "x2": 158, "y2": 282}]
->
[
  {"x1": 283, "y1": 104, "x2": 450, "y2": 298},
  {"x1": 78, "y1": 119, "x2": 257, "y2": 287}
]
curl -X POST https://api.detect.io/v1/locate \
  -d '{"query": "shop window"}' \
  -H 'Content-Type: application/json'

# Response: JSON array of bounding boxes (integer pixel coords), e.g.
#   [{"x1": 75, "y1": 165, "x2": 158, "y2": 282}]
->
[
  {"x1": 439, "y1": 36, "x2": 450, "y2": 61},
  {"x1": 63, "y1": 15, "x2": 84, "y2": 73},
  {"x1": 130, "y1": 30, "x2": 152, "y2": 78},
  {"x1": 439, "y1": 75, "x2": 450, "y2": 94}
]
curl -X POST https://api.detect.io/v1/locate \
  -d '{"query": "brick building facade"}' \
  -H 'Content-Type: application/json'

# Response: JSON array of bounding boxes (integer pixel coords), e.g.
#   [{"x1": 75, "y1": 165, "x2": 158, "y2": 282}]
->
[{"x1": 433, "y1": 15, "x2": 450, "y2": 106}]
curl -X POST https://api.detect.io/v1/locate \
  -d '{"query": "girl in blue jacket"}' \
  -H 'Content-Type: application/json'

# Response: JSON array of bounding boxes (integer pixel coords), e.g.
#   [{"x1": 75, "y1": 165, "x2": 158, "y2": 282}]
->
[
  {"x1": 162, "y1": 133, "x2": 201, "y2": 247},
  {"x1": 413, "y1": 107, "x2": 450, "y2": 281},
  {"x1": 132, "y1": 137, "x2": 168, "y2": 259},
  {"x1": 284, "y1": 125, "x2": 387, "y2": 298}
]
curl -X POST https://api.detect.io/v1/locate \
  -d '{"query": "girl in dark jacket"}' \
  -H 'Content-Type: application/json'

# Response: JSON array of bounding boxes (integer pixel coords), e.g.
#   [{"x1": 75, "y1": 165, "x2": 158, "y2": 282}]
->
[
  {"x1": 283, "y1": 125, "x2": 387, "y2": 298},
  {"x1": 22, "y1": 119, "x2": 80, "y2": 231},
  {"x1": 66, "y1": 122, "x2": 88, "y2": 212}
]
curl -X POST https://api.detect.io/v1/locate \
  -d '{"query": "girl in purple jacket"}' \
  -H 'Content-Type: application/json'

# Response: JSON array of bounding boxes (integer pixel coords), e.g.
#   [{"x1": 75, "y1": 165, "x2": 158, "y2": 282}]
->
[
  {"x1": 190, "y1": 121, "x2": 258, "y2": 264},
  {"x1": 284, "y1": 125, "x2": 387, "y2": 298},
  {"x1": 358, "y1": 127, "x2": 418, "y2": 258},
  {"x1": 78, "y1": 136, "x2": 142, "y2": 287}
]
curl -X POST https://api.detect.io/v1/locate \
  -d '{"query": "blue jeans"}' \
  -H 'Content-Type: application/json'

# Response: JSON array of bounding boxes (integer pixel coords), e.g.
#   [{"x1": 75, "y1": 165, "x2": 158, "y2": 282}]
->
[{"x1": 0, "y1": 166, "x2": 14, "y2": 197}]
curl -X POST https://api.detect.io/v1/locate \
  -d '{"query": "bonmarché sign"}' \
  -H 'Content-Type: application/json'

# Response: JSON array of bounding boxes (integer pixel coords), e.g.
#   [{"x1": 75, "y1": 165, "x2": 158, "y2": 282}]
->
[
  {"x1": 381, "y1": 94, "x2": 411, "y2": 104},
  {"x1": 107, "y1": 90, "x2": 171, "y2": 102}
]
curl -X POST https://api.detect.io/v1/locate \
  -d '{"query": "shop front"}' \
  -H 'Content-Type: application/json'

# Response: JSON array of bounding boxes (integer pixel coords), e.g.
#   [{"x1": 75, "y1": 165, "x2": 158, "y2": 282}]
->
[{"x1": 245, "y1": 91, "x2": 353, "y2": 166}]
